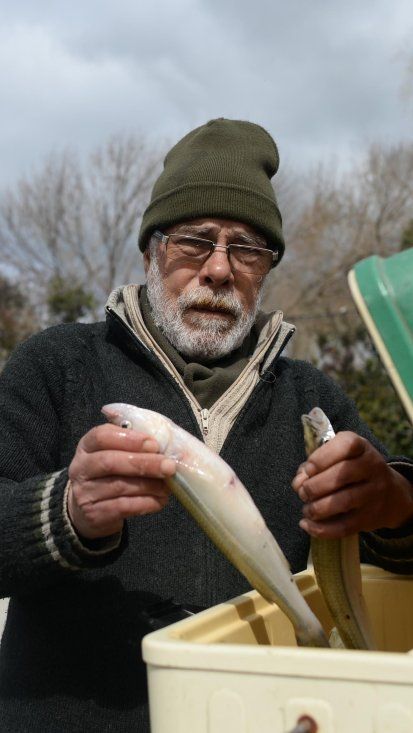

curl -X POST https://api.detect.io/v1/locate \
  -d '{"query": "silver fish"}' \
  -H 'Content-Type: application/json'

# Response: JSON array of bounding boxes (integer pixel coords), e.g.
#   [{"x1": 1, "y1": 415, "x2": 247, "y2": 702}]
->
[
  {"x1": 103, "y1": 403, "x2": 329, "y2": 648},
  {"x1": 301, "y1": 407, "x2": 377, "y2": 650}
]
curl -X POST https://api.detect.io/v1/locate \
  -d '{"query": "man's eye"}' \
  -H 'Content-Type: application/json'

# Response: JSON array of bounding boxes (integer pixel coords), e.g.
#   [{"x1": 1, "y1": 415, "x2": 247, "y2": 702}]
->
[
  {"x1": 176, "y1": 238, "x2": 211, "y2": 255},
  {"x1": 233, "y1": 246, "x2": 260, "y2": 261},
  {"x1": 178, "y1": 237, "x2": 202, "y2": 246}
]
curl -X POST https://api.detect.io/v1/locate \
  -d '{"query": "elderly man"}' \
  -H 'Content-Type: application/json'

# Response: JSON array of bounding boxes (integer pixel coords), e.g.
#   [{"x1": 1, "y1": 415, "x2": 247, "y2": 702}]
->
[{"x1": 0, "y1": 119, "x2": 412, "y2": 732}]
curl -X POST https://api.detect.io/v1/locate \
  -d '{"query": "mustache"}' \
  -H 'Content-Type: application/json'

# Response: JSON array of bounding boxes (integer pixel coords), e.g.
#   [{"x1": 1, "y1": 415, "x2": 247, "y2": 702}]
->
[{"x1": 177, "y1": 289, "x2": 243, "y2": 317}]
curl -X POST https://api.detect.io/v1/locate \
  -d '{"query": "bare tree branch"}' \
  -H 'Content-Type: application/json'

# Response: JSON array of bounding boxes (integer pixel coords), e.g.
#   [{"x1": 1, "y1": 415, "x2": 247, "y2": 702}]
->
[
  {"x1": 265, "y1": 142, "x2": 413, "y2": 359},
  {"x1": 0, "y1": 134, "x2": 165, "y2": 324}
]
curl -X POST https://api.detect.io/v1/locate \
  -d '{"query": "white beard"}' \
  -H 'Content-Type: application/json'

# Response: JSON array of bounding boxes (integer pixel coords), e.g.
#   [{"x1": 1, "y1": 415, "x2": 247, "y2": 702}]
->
[{"x1": 146, "y1": 253, "x2": 263, "y2": 361}]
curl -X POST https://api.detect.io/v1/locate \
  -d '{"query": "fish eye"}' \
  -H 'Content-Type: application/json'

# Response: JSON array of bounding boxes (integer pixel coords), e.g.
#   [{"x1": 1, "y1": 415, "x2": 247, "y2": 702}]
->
[{"x1": 121, "y1": 420, "x2": 132, "y2": 429}]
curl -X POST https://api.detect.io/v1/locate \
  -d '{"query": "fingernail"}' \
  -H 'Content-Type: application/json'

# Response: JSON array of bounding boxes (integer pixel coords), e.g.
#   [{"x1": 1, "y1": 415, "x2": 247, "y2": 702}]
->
[
  {"x1": 304, "y1": 461, "x2": 316, "y2": 477},
  {"x1": 302, "y1": 504, "x2": 312, "y2": 519},
  {"x1": 292, "y1": 470, "x2": 306, "y2": 486},
  {"x1": 299, "y1": 519, "x2": 309, "y2": 532},
  {"x1": 142, "y1": 439, "x2": 158, "y2": 452},
  {"x1": 161, "y1": 458, "x2": 176, "y2": 476},
  {"x1": 298, "y1": 487, "x2": 308, "y2": 502}
]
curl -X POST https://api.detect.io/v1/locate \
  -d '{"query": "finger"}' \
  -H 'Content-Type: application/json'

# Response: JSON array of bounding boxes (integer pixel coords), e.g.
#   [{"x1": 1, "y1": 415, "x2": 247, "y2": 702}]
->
[
  {"x1": 74, "y1": 492, "x2": 171, "y2": 538},
  {"x1": 301, "y1": 483, "x2": 369, "y2": 522},
  {"x1": 81, "y1": 494, "x2": 171, "y2": 532},
  {"x1": 299, "y1": 509, "x2": 362, "y2": 539},
  {"x1": 70, "y1": 450, "x2": 176, "y2": 481},
  {"x1": 291, "y1": 468, "x2": 310, "y2": 492},
  {"x1": 79, "y1": 423, "x2": 160, "y2": 454},
  {"x1": 73, "y1": 476, "x2": 172, "y2": 506},
  {"x1": 296, "y1": 456, "x2": 369, "y2": 502},
  {"x1": 303, "y1": 431, "x2": 367, "y2": 477}
]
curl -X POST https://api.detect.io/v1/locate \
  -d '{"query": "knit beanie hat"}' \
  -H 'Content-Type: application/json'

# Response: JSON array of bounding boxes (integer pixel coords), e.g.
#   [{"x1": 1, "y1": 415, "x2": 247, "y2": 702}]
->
[{"x1": 138, "y1": 118, "x2": 285, "y2": 261}]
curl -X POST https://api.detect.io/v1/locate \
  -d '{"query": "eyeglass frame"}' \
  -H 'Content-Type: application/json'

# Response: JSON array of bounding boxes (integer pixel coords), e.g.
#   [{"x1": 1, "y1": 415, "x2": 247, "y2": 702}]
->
[{"x1": 151, "y1": 229, "x2": 279, "y2": 275}]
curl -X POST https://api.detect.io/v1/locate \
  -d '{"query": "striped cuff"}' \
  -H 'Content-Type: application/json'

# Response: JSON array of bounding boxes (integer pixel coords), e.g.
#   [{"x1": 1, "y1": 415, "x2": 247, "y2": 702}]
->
[
  {"x1": 361, "y1": 460, "x2": 413, "y2": 574},
  {"x1": 34, "y1": 469, "x2": 126, "y2": 570},
  {"x1": 39, "y1": 471, "x2": 81, "y2": 570}
]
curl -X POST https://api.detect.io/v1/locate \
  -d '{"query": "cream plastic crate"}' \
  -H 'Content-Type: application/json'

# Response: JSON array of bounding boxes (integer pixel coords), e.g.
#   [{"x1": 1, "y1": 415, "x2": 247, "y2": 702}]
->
[{"x1": 142, "y1": 566, "x2": 413, "y2": 733}]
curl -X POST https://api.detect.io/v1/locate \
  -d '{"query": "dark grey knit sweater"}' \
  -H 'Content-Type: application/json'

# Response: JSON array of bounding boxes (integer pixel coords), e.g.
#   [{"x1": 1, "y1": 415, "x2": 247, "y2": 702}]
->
[{"x1": 0, "y1": 311, "x2": 412, "y2": 732}]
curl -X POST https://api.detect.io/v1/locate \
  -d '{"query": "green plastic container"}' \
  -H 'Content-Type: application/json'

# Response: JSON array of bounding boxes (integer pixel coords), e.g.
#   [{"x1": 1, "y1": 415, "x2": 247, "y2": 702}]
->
[{"x1": 348, "y1": 248, "x2": 413, "y2": 423}]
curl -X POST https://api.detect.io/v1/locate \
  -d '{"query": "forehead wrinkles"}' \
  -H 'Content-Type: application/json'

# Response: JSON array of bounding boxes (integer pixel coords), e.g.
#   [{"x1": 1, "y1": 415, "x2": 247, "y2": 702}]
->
[{"x1": 170, "y1": 222, "x2": 266, "y2": 247}]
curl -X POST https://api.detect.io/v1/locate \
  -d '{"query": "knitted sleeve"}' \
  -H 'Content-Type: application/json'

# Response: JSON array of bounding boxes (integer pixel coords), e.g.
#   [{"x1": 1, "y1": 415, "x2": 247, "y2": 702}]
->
[
  {"x1": 308, "y1": 365, "x2": 413, "y2": 574},
  {"x1": 0, "y1": 330, "x2": 125, "y2": 598}
]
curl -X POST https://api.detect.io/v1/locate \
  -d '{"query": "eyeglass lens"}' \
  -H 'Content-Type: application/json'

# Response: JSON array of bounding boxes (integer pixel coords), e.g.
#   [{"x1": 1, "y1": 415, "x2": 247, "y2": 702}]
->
[{"x1": 166, "y1": 235, "x2": 272, "y2": 275}]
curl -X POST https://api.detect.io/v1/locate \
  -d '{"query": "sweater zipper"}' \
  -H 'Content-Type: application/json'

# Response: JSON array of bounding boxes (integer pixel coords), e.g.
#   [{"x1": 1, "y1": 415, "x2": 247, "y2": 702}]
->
[
  {"x1": 107, "y1": 306, "x2": 294, "y2": 447},
  {"x1": 200, "y1": 408, "x2": 209, "y2": 436}
]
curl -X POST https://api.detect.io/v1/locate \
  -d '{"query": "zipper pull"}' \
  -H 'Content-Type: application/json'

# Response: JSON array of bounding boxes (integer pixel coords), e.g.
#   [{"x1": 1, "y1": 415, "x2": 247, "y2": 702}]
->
[{"x1": 200, "y1": 408, "x2": 209, "y2": 435}]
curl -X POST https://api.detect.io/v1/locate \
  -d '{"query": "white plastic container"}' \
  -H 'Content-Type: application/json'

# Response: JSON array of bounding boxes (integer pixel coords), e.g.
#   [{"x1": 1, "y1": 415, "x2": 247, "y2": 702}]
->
[{"x1": 142, "y1": 566, "x2": 413, "y2": 732}]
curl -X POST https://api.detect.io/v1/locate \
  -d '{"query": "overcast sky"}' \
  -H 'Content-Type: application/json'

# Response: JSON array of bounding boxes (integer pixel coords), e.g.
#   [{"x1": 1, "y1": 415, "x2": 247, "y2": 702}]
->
[{"x1": 1, "y1": 0, "x2": 412, "y2": 189}]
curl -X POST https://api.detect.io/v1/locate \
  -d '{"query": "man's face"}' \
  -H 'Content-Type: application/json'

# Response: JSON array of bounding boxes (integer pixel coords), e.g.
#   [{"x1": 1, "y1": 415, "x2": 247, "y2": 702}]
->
[{"x1": 144, "y1": 218, "x2": 267, "y2": 360}]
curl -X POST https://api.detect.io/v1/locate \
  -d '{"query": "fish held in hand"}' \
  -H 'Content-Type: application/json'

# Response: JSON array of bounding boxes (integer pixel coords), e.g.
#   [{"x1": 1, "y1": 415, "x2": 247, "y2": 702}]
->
[
  {"x1": 103, "y1": 403, "x2": 329, "y2": 648},
  {"x1": 301, "y1": 407, "x2": 377, "y2": 650}
]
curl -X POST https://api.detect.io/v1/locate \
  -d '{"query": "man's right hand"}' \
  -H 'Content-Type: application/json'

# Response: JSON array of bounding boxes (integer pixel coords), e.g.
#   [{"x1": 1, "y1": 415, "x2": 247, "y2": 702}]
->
[{"x1": 67, "y1": 424, "x2": 176, "y2": 539}]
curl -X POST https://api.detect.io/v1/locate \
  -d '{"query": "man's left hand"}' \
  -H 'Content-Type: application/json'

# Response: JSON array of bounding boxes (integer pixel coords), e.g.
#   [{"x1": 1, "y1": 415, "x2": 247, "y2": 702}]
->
[{"x1": 291, "y1": 431, "x2": 413, "y2": 538}]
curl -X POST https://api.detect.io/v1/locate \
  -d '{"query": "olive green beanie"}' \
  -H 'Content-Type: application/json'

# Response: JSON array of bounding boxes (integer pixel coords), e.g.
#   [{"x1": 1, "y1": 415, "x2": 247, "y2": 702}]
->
[{"x1": 138, "y1": 118, "x2": 285, "y2": 260}]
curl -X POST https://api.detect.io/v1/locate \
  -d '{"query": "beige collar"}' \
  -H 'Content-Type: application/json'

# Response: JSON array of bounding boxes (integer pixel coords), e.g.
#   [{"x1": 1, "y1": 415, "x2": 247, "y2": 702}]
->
[{"x1": 106, "y1": 284, "x2": 295, "y2": 452}]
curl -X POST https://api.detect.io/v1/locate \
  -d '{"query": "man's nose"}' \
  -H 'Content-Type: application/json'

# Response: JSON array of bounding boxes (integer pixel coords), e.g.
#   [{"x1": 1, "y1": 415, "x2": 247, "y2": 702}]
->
[{"x1": 198, "y1": 245, "x2": 234, "y2": 287}]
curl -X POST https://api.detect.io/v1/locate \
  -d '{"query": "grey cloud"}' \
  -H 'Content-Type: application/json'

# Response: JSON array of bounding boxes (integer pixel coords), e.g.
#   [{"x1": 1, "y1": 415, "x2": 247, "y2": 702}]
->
[{"x1": 0, "y1": 0, "x2": 412, "y2": 189}]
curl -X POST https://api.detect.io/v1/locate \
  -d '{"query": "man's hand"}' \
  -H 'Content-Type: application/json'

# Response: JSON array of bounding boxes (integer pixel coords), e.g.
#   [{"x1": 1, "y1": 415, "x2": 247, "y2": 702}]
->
[
  {"x1": 292, "y1": 431, "x2": 413, "y2": 539},
  {"x1": 67, "y1": 424, "x2": 176, "y2": 539}
]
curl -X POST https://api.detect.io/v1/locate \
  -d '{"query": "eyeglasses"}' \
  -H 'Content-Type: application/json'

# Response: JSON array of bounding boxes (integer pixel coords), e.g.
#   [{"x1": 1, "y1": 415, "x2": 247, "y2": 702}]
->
[{"x1": 152, "y1": 230, "x2": 278, "y2": 276}]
